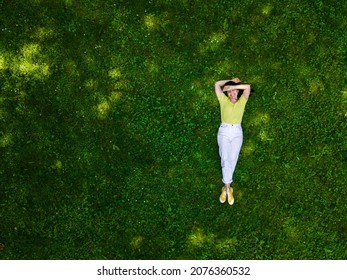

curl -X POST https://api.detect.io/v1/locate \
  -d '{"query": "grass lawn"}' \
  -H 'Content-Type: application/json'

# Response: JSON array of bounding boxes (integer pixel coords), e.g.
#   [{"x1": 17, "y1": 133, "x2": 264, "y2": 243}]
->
[{"x1": 0, "y1": 0, "x2": 346, "y2": 259}]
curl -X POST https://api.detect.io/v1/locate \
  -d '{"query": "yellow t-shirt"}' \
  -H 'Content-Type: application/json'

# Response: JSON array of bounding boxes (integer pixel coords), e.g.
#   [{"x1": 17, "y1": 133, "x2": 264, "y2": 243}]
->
[{"x1": 218, "y1": 94, "x2": 248, "y2": 124}]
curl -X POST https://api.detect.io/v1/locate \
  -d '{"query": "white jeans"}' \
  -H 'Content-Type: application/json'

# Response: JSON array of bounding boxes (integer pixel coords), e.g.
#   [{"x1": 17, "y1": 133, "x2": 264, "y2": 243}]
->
[{"x1": 217, "y1": 123, "x2": 243, "y2": 184}]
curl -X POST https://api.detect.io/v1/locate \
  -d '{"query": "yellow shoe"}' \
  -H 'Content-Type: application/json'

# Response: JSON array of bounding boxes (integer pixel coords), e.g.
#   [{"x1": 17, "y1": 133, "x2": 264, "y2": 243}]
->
[
  {"x1": 227, "y1": 187, "x2": 234, "y2": 205},
  {"x1": 219, "y1": 186, "x2": 227, "y2": 203}
]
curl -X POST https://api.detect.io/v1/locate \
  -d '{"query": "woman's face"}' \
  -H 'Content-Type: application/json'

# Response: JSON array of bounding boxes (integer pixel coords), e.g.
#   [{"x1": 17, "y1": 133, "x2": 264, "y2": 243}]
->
[{"x1": 227, "y1": 89, "x2": 239, "y2": 103}]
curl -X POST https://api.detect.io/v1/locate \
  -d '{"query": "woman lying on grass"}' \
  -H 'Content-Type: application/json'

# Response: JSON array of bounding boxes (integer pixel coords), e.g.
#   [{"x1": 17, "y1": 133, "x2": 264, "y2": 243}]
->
[{"x1": 214, "y1": 78, "x2": 251, "y2": 205}]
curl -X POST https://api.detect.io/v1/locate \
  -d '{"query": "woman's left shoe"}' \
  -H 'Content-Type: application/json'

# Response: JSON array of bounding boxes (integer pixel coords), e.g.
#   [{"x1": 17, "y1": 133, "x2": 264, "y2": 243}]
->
[{"x1": 227, "y1": 187, "x2": 234, "y2": 205}]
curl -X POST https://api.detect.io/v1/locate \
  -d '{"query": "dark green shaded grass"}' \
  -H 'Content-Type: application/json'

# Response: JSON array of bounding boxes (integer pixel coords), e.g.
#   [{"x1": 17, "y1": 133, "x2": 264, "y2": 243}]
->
[{"x1": 0, "y1": 0, "x2": 346, "y2": 259}]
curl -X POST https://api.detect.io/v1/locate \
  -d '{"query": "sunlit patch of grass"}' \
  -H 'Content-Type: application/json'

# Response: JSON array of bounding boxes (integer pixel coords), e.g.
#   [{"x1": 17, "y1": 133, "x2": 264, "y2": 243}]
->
[
  {"x1": 51, "y1": 160, "x2": 63, "y2": 170},
  {"x1": 84, "y1": 53, "x2": 96, "y2": 69},
  {"x1": 109, "y1": 68, "x2": 122, "y2": 79},
  {"x1": 10, "y1": 43, "x2": 51, "y2": 79},
  {"x1": 114, "y1": 79, "x2": 128, "y2": 90},
  {"x1": 109, "y1": 91, "x2": 122, "y2": 103},
  {"x1": 0, "y1": 133, "x2": 13, "y2": 147},
  {"x1": 130, "y1": 236, "x2": 144, "y2": 250},
  {"x1": 343, "y1": 90, "x2": 347, "y2": 100},
  {"x1": 235, "y1": 188, "x2": 244, "y2": 201},
  {"x1": 309, "y1": 79, "x2": 324, "y2": 94},
  {"x1": 188, "y1": 231, "x2": 205, "y2": 247},
  {"x1": 21, "y1": 43, "x2": 40, "y2": 59},
  {"x1": 144, "y1": 59, "x2": 160, "y2": 74},
  {"x1": 262, "y1": 4, "x2": 273, "y2": 16},
  {"x1": 259, "y1": 129, "x2": 273, "y2": 142},
  {"x1": 144, "y1": 13, "x2": 169, "y2": 31},
  {"x1": 33, "y1": 27, "x2": 55, "y2": 40},
  {"x1": 64, "y1": 0, "x2": 74, "y2": 6},
  {"x1": 187, "y1": 228, "x2": 215, "y2": 248},
  {"x1": 284, "y1": 218, "x2": 300, "y2": 243},
  {"x1": 248, "y1": 113, "x2": 273, "y2": 142},
  {"x1": 216, "y1": 237, "x2": 238, "y2": 254},
  {"x1": 85, "y1": 79, "x2": 98, "y2": 90},
  {"x1": 306, "y1": 33, "x2": 316, "y2": 45},
  {"x1": 242, "y1": 140, "x2": 256, "y2": 156},
  {"x1": 250, "y1": 112, "x2": 271, "y2": 127},
  {"x1": 144, "y1": 14, "x2": 159, "y2": 30},
  {"x1": 96, "y1": 98, "x2": 111, "y2": 119},
  {"x1": 18, "y1": 60, "x2": 50, "y2": 77},
  {"x1": 95, "y1": 91, "x2": 122, "y2": 119},
  {"x1": 199, "y1": 32, "x2": 227, "y2": 53},
  {"x1": 0, "y1": 55, "x2": 6, "y2": 70}
]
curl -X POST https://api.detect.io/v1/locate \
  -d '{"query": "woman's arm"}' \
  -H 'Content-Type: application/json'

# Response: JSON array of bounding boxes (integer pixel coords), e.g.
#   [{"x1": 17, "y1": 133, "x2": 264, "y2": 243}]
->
[
  {"x1": 214, "y1": 78, "x2": 241, "y2": 97},
  {"x1": 224, "y1": 84, "x2": 251, "y2": 100},
  {"x1": 215, "y1": 80, "x2": 231, "y2": 96}
]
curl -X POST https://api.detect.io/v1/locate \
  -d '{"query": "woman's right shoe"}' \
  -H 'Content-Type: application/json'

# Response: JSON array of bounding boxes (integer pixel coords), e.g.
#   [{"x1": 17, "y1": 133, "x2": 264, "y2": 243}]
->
[{"x1": 219, "y1": 186, "x2": 227, "y2": 203}]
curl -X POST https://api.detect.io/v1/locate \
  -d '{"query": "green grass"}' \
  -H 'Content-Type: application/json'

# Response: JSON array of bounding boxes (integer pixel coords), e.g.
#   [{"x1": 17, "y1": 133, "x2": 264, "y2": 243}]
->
[{"x1": 0, "y1": 0, "x2": 346, "y2": 259}]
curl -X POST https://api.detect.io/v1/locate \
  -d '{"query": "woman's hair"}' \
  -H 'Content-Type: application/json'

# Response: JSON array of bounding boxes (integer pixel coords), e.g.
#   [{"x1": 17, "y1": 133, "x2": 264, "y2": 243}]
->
[{"x1": 223, "y1": 81, "x2": 244, "y2": 98}]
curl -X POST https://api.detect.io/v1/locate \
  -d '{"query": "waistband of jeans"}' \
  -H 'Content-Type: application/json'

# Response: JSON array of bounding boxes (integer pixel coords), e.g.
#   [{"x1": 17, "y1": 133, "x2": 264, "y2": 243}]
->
[{"x1": 220, "y1": 123, "x2": 241, "y2": 127}]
